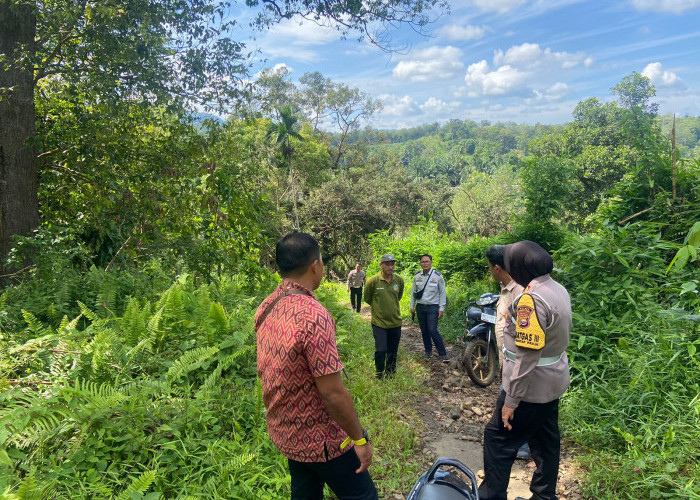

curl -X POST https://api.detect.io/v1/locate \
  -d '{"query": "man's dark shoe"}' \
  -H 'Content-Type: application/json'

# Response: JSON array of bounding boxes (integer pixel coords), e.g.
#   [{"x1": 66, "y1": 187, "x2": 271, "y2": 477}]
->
[
  {"x1": 514, "y1": 497, "x2": 530, "y2": 500},
  {"x1": 441, "y1": 355, "x2": 449, "y2": 363},
  {"x1": 424, "y1": 352, "x2": 432, "y2": 360}
]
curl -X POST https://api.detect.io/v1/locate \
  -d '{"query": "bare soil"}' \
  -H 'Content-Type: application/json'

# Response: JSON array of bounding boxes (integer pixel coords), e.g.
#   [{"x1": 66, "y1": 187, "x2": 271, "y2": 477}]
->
[{"x1": 384, "y1": 314, "x2": 585, "y2": 500}]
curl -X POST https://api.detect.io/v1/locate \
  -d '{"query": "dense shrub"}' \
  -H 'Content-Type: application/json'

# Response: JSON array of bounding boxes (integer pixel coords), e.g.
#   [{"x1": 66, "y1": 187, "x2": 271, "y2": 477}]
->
[
  {"x1": 556, "y1": 220, "x2": 700, "y2": 499},
  {"x1": 0, "y1": 269, "x2": 433, "y2": 499},
  {"x1": 1, "y1": 274, "x2": 287, "y2": 498}
]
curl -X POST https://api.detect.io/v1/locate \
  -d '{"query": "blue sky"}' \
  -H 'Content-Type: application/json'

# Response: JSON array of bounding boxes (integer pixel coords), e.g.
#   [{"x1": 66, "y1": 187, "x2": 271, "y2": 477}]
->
[{"x1": 237, "y1": 0, "x2": 700, "y2": 129}]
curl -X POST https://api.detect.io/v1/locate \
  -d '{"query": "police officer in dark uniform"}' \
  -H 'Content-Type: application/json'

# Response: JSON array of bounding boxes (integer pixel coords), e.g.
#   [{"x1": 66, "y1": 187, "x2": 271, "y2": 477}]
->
[{"x1": 478, "y1": 241, "x2": 572, "y2": 500}]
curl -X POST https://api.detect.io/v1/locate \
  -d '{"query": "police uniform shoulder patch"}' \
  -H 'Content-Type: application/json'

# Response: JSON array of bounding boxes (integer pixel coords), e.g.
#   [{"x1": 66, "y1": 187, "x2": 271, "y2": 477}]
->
[{"x1": 515, "y1": 293, "x2": 545, "y2": 350}]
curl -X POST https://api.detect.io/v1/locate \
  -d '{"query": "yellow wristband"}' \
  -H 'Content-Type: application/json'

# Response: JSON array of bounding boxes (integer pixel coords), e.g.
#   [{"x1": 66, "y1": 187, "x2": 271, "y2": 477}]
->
[{"x1": 339, "y1": 435, "x2": 368, "y2": 450}]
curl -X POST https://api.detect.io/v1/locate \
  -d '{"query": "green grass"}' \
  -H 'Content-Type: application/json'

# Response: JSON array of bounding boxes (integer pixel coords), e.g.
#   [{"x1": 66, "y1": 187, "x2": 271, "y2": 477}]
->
[{"x1": 317, "y1": 282, "x2": 432, "y2": 497}]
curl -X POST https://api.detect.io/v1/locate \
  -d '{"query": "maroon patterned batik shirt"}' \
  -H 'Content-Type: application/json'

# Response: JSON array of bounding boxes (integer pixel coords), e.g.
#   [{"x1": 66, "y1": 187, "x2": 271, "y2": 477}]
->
[{"x1": 255, "y1": 279, "x2": 347, "y2": 462}]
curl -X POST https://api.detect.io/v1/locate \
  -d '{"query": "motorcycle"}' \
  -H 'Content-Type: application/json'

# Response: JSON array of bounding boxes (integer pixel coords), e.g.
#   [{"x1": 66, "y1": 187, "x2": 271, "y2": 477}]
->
[
  {"x1": 406, "y1": 457, "x2": 479, "y2": 500},
  {"x1": 459, "y1": 292, "x2": 499, "y2": 387}
]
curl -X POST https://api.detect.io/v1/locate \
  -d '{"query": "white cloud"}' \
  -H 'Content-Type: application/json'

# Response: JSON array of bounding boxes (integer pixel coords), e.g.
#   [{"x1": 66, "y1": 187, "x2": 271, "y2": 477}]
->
[
  {"x1": 472, "y1": 0, "x2": 528, "y2": 13},
  {"x1": 419, "y1": 97, "x2": 461, "y2": 114},
  {"x1": 631, "y1": 0, "x2": 700, "y2": 13},
  {"x1": 257, "y1": 19, "x2": 341, "y2": 62},
  {"x1": 439, "y1": 24, "x2": 487, "y2": 41},
  {"x1": 494, "y1": 43, "x2": 589, "y2": 69},
  {"x1": 268, "y1": 19, "x2": 340, "y2": 46},
  {"x1": 528, "y1": 82, "x2": 572, "y2": 103},
  {"x1": 465, "y1": 60, "x2": 530, "y2": 96},
  {"x1": 393, "y1": 46, "x2": 465, "y2": 82},
  {"x1": 379, "y1": 94, "x2": 421, "y2": 117},
  {"x1": 271, "y1": 63, "x2": 292, "y2": 73},
  {"x1": 642, "y1": 62, "x2": 684, "y2": 87}
]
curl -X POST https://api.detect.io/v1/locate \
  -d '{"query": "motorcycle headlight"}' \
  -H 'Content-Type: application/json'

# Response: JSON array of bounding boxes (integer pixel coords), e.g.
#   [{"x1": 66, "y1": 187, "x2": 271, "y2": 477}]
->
[
  {"x1": 466, "y1": 307, "x2": 482, "y2": 320},
  {"x1": 476, "y1": 293, "x2": 499, "y2": 307}
]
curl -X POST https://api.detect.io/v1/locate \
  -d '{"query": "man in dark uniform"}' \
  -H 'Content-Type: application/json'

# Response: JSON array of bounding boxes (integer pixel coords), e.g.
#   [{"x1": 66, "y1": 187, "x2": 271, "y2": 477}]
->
[{"x1": 478, "y1": 241, "x2": 572, "y2": 500}]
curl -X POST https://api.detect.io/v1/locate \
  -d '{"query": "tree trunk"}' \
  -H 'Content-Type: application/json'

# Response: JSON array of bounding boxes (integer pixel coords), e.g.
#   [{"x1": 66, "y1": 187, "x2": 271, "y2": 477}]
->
[
  {"x1": 0, "y1": 1, "x2": 38, "y2": 284},
  {"x1": 671, "y1": 114, "x2": 677, "y2": 200},
  {"x1": 288, "y1": 157, "x2": 300, "y2": 230}
]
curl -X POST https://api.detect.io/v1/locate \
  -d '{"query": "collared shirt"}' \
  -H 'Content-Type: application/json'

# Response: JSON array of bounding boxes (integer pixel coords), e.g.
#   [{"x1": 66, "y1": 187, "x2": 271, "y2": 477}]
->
[
  {"x1": 495, "y1": 279, "x2": 524, "y2": 348},
  {"x1": 364, "y1": 273, "x2": 404, "y2": 328},
  {"x1": 255, "y1": 279, "x2": 347, "y2": 463},
  {"x1": 347, "y1": 269, "x2": 366, "y2": 288},
  {"x1": 502, "y1": 275, "x2": 572, "y2": 409},
  {"x1": 409, "y1": 269, "x2": 447, "y2": 311}
]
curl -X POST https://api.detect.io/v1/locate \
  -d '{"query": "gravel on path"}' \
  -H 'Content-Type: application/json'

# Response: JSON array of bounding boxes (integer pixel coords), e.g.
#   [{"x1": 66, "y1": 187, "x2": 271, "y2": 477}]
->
[{"x1": 385, "y1": 314, "x2": 585, "y2": 500}]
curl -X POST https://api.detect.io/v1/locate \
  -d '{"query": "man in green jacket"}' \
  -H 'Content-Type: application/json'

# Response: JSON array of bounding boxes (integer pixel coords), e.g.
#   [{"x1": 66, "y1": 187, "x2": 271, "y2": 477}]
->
[{"x1": 364, "y1": 254, "x2": 404, "y2": 379}]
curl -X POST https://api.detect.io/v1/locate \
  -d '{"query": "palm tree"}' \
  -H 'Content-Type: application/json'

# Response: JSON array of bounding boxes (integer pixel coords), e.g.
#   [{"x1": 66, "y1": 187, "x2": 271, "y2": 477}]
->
[{"x1": 267, "y1": 105, "x2": 304, "y2": 230}]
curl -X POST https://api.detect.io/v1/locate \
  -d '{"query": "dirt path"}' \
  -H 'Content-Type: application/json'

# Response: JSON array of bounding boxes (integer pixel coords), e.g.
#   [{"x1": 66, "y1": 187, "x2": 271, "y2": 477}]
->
[{"x1": 380, "y1": 312, "x2": 585, "y2": 500}]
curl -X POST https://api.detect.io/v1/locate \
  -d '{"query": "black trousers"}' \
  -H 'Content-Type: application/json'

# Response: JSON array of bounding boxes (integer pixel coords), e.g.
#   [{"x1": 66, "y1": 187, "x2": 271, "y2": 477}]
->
[
  {"x1": 416, "y1": 303, "x2": 447, "y2": 356},
  {"x1": 288, "y1": 448, "x2": 378, "y2": 500},
  {"x1": 478, "y1": 390, "x2": 561, "y2": 500},
  {"x1": 371, "y1": 324, "x2": 401, "y2": 378},
  {"x1": 350, "y1": 287, "x2": 363, "y2": 312}
]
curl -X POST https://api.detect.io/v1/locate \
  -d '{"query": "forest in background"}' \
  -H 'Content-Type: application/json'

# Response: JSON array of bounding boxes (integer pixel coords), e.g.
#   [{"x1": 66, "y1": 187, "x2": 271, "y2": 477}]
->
[{"x1": 1, "y1": 1, "x2": 699, "y2": 498}]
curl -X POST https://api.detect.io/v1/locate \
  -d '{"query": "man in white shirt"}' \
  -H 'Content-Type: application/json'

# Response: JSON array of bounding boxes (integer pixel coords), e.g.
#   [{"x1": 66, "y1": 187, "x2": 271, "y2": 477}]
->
[{"x1": 409, "y1": 254, "x2": 448, "y2": 362}]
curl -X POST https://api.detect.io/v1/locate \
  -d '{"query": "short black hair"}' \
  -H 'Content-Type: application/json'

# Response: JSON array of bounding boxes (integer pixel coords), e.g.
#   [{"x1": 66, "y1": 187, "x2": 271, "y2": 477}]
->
[
  {"x1": 485, "y1": 245, "x2": 505, "y2": 268},
  {"x1": 275, "y1": 232, "x2": 320, "y2": 277},
  {"x1": 420, "y1": 254, "x2": 432, "y2": 262}
]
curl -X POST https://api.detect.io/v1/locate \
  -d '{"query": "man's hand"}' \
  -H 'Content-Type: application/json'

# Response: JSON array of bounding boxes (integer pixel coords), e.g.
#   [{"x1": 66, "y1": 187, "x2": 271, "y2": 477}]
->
[
  {"x1": 346, "y1": 287, "x2": 350, "y2": 292},
  {"x1": 410, "y1": 308, "x2": 415, "y2": 315},
  {"x1": 501, "y1": 405, "x2": 515, "y2": 430},
  {"x1": 438, "y1": 311, "x2": 444, "y2": 319},
  {"x1": 354, "y1": 442, "x2": 373, "y2": 473}
]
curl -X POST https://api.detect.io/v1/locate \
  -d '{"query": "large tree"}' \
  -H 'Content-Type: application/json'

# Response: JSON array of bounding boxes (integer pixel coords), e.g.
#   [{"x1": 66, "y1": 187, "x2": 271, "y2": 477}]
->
[
  {"x1": 0, "y1": 0, "x2": 446, "y2": 278},
  {"x1": 0, "y1": 1, "x2": 38, "y2": 279},
  {"x1": 267, "y1": 105, "x2": 304, "y2": 230}
]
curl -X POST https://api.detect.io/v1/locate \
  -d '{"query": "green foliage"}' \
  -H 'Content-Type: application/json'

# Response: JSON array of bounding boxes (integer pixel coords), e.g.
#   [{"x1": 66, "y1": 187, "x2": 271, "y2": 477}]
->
[
  {"x1": 0, "y1": 274, "x2": 288, "y2": 498},
  {"x1": 513, "y1": 155, "x2": 574, "y2": 250},
  {"x1": 451, "y1": 165, "x2": 523, "y2": 237},
  {"x1": 667, "y1": 221, "x2": 700, "y2": 272},
  {"x1": 660, "y1": 114, "x2": 700, "y2": 158},
  {"x1": 0, "y1": 272, "x2": 438, "y2": 499},
  {"x1": 612, "y1": 72, "x2": 659, "y2": 116},
  {"x1": 0, "y1": 239, "x2": 174, "y2": 334},
  {"x1": 557, "y1": 219, "x2": 699, "y2": 499}
]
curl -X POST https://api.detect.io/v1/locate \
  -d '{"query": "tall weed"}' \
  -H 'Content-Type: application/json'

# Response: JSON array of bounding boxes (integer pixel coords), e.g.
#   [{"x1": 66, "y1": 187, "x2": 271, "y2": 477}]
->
[{"x1": 557, "y1": 221, "x2": 700, "y2": 499}]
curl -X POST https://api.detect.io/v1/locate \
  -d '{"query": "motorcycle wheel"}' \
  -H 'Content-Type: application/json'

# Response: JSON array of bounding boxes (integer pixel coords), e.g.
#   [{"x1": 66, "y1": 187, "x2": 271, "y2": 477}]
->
[{"x1": 462, "y1": 339, "x2": 497, "y2": 387}]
